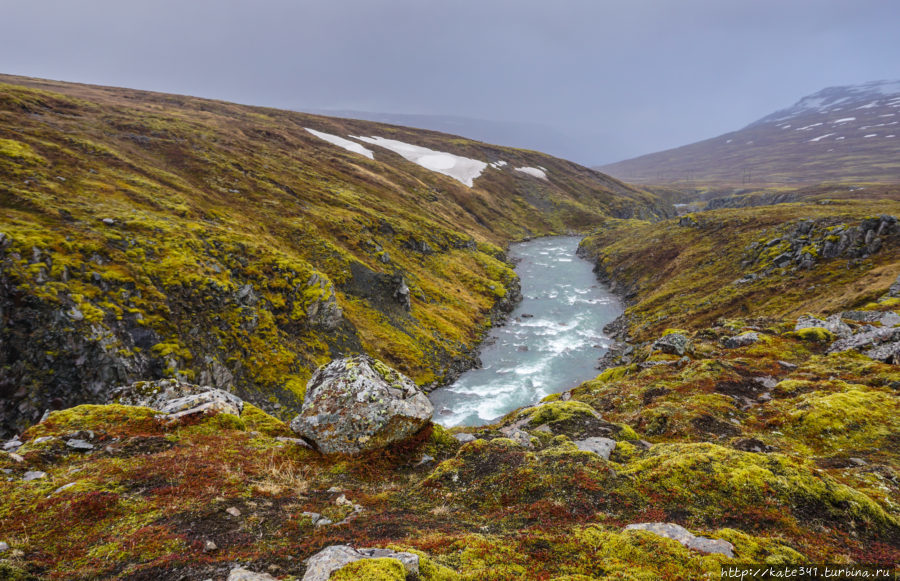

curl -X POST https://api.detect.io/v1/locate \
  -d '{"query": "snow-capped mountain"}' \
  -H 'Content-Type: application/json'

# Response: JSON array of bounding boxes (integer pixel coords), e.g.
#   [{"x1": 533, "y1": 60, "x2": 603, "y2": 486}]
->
[{"x1": 599, "y1": 80, "x2": 900, "y2": 185}]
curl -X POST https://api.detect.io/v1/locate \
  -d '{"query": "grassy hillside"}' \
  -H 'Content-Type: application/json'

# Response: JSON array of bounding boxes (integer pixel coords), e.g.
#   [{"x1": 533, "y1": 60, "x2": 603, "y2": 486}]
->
[
  {"x1": 0, "y1": 75, "x2": 670, "y2": 437},
  {"x1": 1, "y1": 199, "x2": 897, "y2": 579}
]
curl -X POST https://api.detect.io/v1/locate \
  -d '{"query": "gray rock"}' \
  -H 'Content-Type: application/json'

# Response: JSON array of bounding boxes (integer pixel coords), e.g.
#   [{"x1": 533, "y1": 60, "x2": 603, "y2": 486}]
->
[
  {"x1": 203, "y1": 540, "x2": 217, "y2": 552},
  {"x1": 574, "y1": 437, "x2": 617, "y2": 460},
  {"x1": 888, "y1": 274, "x2": 900, "y2": 298},
  {"x1": 652, "y1": 333, "x2": 691, "y2": 356},
  {"x1": 290, "y1": 356, "x2": 433, "y2": 455},
  {"x1": 227, "y1": 567, "x2": 278, "y2": 581},
  {"x1": 52, "y1": 482, "x2": 78, "y2": 495},
  {"x1": 33, "y1": 436, "x2": 55, "y2": 445},
  {"x1": 2, "y1": 439, "x2": 22, "y2": 451},
  {"x1": 302, "y1": 545, "x2": 419, "y2": 581},
  {"x1": 0, "y1": 541, "x2": 8, "y2": 553},
  {"x1": 274, "y1": 436, "x2": 313, "y2": 449},
  {"x1": 66, "y1": 439, "x2": 94, "y2": 451},
  {"x1": 795, "y1": 315, "x2": 851, "y2": 338},
  {"x1": 226, "y1": 507, "x2": 241, "y2": 517},
  {"x1": 101, "y1": 218, "x2": 116, "y2": 226},
  {"x1": 111, "y1": 379, "x2": 243, "y2": 420},
  {"x1": 453, "y1": 433, "x2": 476, "y2": 444},
  {"x1": 625, "y1": 522, "x2": 734, "y2": 557},
  {"x1": 721, "y1": 332, "x2": 759, "y2": 349},
  {"x1": 830, "y1": 326, "x2": 900, "y2": 356},
  {"x1": 753, "y1": 376, "x2": 778, "y2": 390},
  {"x1": 23, "y1": 471, "x2": 47, "y2": 481},
  {"x1": 864, "y1": 341, "x2": 900, "y2": 364}
]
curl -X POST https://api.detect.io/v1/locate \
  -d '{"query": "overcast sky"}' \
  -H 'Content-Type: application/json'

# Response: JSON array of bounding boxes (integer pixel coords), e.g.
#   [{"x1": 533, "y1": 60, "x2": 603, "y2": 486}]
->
[{"x1": 3, "y1": 0, "x2": 899, "y2": 164}]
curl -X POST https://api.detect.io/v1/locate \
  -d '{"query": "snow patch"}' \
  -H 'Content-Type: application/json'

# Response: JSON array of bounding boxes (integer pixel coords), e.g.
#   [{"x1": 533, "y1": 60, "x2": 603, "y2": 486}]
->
[
  {"x1": 832, "y1": 117, "x2": 856, "y2": 124},
  {"x1": 864, "y1": 134, "x2": 878, "y2": 138},
  {"x1": 489, "y1": 160, "x2": 508, "y2": 169},
  {"x1": 855, "y1": 101, "x2": 880, "y2": 110},
  {"x1": 795, "y1": 123, "x2": 823, "y2": 131},
  {"x1": 305, "y1": 129, "x2": 374, "y2": 159},
  {"x1": 354, "y1": 136, "x2": 487, "y2": 186},
  {"x1": 515, "y1": 167, "x2": 549, "y2": 180},
  {"x1": 808, "y1": 133, "x2": 835, "y2": 143}
]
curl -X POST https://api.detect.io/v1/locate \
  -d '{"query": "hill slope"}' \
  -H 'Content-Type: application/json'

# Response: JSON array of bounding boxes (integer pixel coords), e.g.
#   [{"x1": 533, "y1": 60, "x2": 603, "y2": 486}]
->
[
  {"x1": 0, "y1": 74, "x2": 671, "y2": 437},
  {"x1": 599, "y1": 80, "x2": 900, "y2": 186}
]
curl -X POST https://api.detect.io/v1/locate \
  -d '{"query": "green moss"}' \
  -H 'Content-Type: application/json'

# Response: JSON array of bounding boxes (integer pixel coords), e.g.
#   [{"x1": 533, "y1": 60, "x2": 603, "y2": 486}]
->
[
  {"x1": 780, "y1": 386, "x2": 899, "y2": 453},
  {"x1": 0, "y1": 138, "x2": 45, "y2": 164},
  {"x1": 519, "y1": 401, "x2": 600, "y2": 425},
  {"x1": 331, "y1": 558, "x2": 406, "y2": 580},
  {"x1": 791, "y1": 327, "x2": 835, "y2": 343},
  {"x1": 23, "y1": 404, "x2": 161, "y2": 439},
  {"x1": 240, "y1": 403, "x2": 291, "y2": 437}
]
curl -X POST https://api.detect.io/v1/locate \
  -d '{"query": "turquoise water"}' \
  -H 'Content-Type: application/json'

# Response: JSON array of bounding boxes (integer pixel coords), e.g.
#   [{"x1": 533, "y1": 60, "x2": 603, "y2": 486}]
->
[{"x1": 429, "y1": 236, "x2": 623, "y2": 427}]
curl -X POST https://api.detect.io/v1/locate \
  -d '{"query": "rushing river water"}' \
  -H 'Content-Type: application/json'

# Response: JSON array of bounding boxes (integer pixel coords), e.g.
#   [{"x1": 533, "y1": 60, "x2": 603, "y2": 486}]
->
[{"x1": 429, "y1": 236, "x2": 623, "y2": 427}]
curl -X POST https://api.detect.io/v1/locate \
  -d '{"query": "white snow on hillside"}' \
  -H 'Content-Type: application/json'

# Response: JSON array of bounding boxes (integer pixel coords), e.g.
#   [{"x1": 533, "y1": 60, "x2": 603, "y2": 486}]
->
[
  {"x1": 833, "y1": 117, "x2": 856, "y2": 124},
  {"x1": 808, "y1": 133, "x2": 835, "y2": 143},
  {"x1": 515, "y1": 166, "x2": 548, "y2": 180},
  {"x1": 305, "y1": 129, "x2": 374, "y2": 159},
  {"x1": 490, "y1": 160, "x2": 508, "y2": 169},
  {"x1": 354, "y1": 136, "x2": 487, "y2": 186}
]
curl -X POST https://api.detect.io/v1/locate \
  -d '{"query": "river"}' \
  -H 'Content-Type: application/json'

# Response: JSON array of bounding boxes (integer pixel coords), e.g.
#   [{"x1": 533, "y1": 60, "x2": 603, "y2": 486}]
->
[{"x1": 429, "y1": 236, "x2": 623, "y2": 427}]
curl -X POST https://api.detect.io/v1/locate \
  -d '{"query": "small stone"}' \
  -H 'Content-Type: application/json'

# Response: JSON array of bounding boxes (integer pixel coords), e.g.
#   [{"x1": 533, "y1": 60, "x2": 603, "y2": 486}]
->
[
  {"x1": 102, "y1": 218, "x2": 116, "y2": 225},
  {"x1": 849, "y1": 457, "x2": 868, "y2": 466},
  {"x1": 52, "y1": 482, "x2": 78, "y2": 495},
  {"x1": 415, "y1": 454, "x2": 434, "y2": 466},
  {"x1": 625, "y1": 522, "x2": 734, "y2": 558},
  {"x1": 203, "y1": 540, "x2": 217, "y2": 552},
  {"x1": 33, "y1": 436, "x2": 55, "y2": 444},
  {"x1": 2, "y1": 439, "x2": 22, "y2": 451},
  {"x1": 228, "y1": 567, "x2": 278, "y2": 581},
  {"x1": 0, "y1": 541, "x2": 8, "y2": 553},
  {"x1": 335, "y1": 494, "x2": 352, "y2": 507},
  {"x1": 327, "y1": 486, "x2": 342, "y2": 493},
  {"x1": 66, "y1": 439, "x2": 95, "y2": 451},
  {"x1": 453, "y1": 433, "x2": 476, "y2": 444},
  {"x1": 315, "y1": 518, "x2": 332, "y2": 527},
  {"x1": 8, "y1": 453, "x2": 24, "y2": 463},
  {"x1": 574, "y1": 437, "x2": 617, "y2": 460},
  {"x1": 721, "y1": 332, "x2": 759, "y2": 349},
  {"x1": 777, "y1": 360, "x2": 798, "y2": 369},
  {"x1": 23, "y1": 471, "x2": 47, "y2": 481},
  {"x1": 226, "y1": 507, "x2": 242, "y2": 517},
  {"x1": 302, "y1": 511, "x2": 322, "y2": 524}
]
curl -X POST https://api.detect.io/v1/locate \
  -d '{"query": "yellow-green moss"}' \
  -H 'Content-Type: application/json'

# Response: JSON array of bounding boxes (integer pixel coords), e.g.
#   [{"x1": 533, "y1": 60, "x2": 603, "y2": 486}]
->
[
  {"x1": 240, "y1": 403, "x2": 292, "y2": 437},
  {"x1": 792, "y1": 327, "x2": 835, "y2": 343},
  {"x1": 331, "y1": 558, "x2": 405, "y2": 580}
]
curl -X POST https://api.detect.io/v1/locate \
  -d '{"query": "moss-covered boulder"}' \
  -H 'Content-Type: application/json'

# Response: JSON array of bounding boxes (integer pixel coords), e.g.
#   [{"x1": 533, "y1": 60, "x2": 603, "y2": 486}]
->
[{"x1": 290, "y1": 356, "x2": 433, "y2": 454}]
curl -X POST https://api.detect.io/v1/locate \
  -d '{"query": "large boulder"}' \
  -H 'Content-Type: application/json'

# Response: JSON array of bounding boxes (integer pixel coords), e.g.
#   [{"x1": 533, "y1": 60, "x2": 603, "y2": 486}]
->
[{"x1": 290, "y1": 356, "x2": 433, "y2": 454}]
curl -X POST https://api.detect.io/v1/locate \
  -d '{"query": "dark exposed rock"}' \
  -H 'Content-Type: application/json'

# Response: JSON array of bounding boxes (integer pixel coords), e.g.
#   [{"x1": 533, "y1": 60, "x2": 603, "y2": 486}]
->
[
  {"x1": 652, "y1": 333, "x2": 691, "y2": 356},
  {"x1": 290, "y1": 356, "x2": 433, "y2": 454},
  {"x1": 721, "y1": 332, "x2": 760, "y2": 349}
]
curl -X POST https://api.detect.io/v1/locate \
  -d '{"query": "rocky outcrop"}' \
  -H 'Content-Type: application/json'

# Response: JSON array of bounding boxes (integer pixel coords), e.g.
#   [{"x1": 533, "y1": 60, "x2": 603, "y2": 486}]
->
[
  {"x1": 111, "y1": 379, "x2": 244, "y2": 421},
  {"x1": 742, "y1": 215, "x2": 897, "y2": 273},
  {"x1": 721, "y1": 332, "x2": 760, "y2": 349},
  {"x1": 302, "y1": 545, "x2": 419, "y2": 581},
  {"x1": 290, "y1": 356, "x2": 433, "y2": 454}
]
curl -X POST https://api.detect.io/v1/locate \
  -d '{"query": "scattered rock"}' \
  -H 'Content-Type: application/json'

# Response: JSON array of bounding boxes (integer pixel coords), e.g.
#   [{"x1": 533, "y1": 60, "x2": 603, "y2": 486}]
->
[
  {"x1": 796, "y1": 314, "x2": 852, "y2": 338},
  {"x1": 66, "y1": 439, "x2": 94, "y2": 452},
  {"x1": 625, "y1": 522, "x2": 734, "y2": 557},
  {"x1": 274, "y1": 436, "x2": 312, "y2": 449},
  {"x1": 0, "y1": 541, "x2": 7, "y2": 553},
  {"x1": 52, "y1": 482, "x2": 78, "y2": 495},
  {"x1": 302, "y1": 545, "x2": 419, "y2": 581},
  {"x1": 829, "y1": 326, "x2": 900, "y2": 361},
  {"x1": 8, "y1": 453, "x2": 24, "y2": 463},
  {"x1": 227, "y1": 567, "x2": 277, "y2": 581},
  {"x1": 101, "y1": 218, "x2": 116, "y2": 226},
  {"x1": 732, "y1": 438, "x2": 774, "y2": 453},
  {"x1": 203, "y1": 540, "x2": 217, "y2": 552},
  {"x1": 226, "y1": 507, "x2": 241, "y2": 517},
  {"x1": 652, "y1": 333, "x2": 691, "y2": 356},
  {"x1": 721, "y1": 332, "x2": 759, "y2": 349},
  {"x1": 574, "y1": 437, "x2": 617, "y2": 460},
  {"x1": 111, "y1": 379, "x2": 244, "y2": 421},
  {"x1": 452, "y1": 433, "x2": 476, "y2": 444},
  {"x1": 2, "y1": 438, "x2": 22, "y2": 451},
  {"x1": 290, "y1": 356, "x2": 433, "y2": 454},
  {"x1": 23, "y1": 471, "x2": 47, "y2": 481}
]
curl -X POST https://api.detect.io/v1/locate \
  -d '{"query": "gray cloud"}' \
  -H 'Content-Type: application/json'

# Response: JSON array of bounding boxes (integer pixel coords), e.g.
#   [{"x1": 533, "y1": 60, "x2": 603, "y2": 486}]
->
[{"x1": 2, "y1": 0, "x2": 899, "y2": 164}]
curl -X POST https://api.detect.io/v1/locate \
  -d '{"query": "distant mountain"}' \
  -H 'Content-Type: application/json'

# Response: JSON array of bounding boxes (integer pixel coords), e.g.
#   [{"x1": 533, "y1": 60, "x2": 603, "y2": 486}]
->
[{"x1": 599, "y1": 80, "x2": 900, "y2": 186}]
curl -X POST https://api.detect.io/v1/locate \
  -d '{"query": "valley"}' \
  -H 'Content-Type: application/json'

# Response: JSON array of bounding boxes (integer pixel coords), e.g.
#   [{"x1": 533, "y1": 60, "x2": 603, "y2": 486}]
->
[{"x1": 0, "y1": 76, "x2": 898, "y2": 580}]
